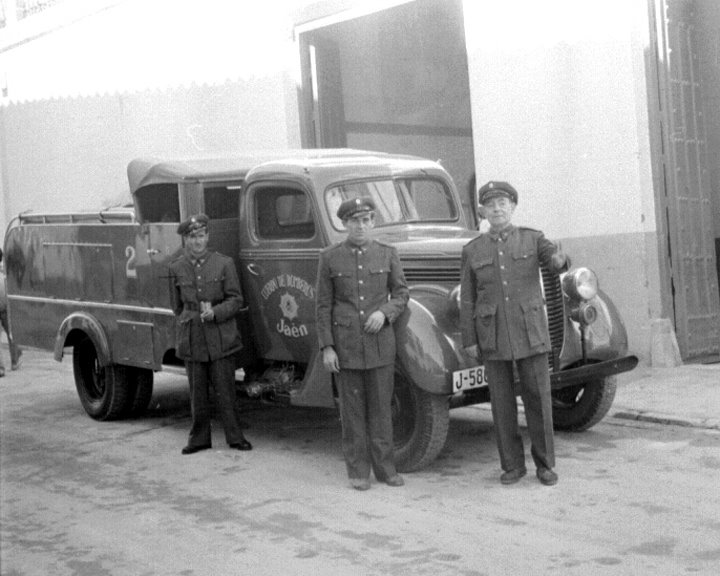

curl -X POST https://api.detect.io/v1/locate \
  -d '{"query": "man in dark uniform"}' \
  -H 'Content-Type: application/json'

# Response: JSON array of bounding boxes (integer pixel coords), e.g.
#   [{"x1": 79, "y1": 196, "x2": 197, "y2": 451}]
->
[
  {"x1": 460, "y1": 181, "x2": 568, "y2": 486},
  {"x1": 316, "y1": 197, "x2": 409, "y2": 491},
  {"x1": 169, "y1": 214, "x2": 252, "y2": 455}
]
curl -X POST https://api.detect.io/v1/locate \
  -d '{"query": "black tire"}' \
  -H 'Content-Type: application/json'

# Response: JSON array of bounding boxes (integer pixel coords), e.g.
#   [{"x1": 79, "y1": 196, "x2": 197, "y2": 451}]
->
[
  {"x1": 125, "y1": 368, "x2": 154, "y2": 417},
  {"x1": 392, "y1": 369, "x2": 450, "y2": 472},
  {"x1": 72, "y1": 337, "x2": 131, "y2": 421},
  {"x1": 551, "y1": 375, "x2": 617, "y2": 431}
]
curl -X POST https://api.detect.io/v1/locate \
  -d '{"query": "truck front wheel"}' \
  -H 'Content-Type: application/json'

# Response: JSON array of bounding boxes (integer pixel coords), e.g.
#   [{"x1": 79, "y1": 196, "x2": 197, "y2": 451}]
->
[
  {"x1": 551, "y1": 374, "x2": 617, "y2": 431},
  {"x1": 392, "y1": 369, "x2": 450, "y2": 472},
  {"x1": 73, "y1": 337, "x2": 131, "y2": 421}
]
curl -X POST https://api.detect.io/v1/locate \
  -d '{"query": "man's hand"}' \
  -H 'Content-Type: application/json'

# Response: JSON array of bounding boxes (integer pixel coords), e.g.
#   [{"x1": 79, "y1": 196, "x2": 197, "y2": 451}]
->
[
  {"x1": 363, "y1": 310, "x2": 386, "y2": 334},
  {"x1": 322, "y1": 346, "x2": 340, "y2": 373},
  {"x1": 200, "y1": 307, "x2": 215, "y2": 323},
  {"x1": 551, "y1": 241, "x2": 568, "y2": 269}
]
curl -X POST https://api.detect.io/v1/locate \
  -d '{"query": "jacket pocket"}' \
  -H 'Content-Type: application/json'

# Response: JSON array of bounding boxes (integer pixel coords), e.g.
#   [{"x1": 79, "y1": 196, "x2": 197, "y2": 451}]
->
[
  {"x1": 202, "y1": 275, "x2": 225, "y2": 302},
  {"x1": 330, "y1": 269, "x2": 354, "y2": 296},
  {"x1": 368, "y1": 266, "x2": 389, "y2": 293},
  {"x1": 177, "y1": 279, "x2": 196, "y2": 302},
  {"x1": 471, "y1": 256, "x2": 495, "y2": 284},
  {"x1": 474, "y1": 302, "x2": 497, "y2": 353},
  {"x1": 218, "y1": 320, "x2": 240, "y2": 353},
  {"x1": 521, "y1": 299, "x2": 549, "y2": 348},
  {"x1": 332, "y1": 316, "x2": 353, "y2": 353}
]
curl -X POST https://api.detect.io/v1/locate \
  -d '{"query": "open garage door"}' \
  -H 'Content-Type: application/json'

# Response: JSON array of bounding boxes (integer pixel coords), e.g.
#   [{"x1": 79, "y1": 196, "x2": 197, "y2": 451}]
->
[{"x1": 295, "y1": 0, "x2": 477, "y2": 223}]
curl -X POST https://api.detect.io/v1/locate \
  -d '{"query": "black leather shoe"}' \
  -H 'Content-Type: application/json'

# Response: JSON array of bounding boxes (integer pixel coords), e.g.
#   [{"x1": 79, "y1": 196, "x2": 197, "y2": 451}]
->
[
  {"x1": 500, "y1": 467, "x2": 527, "y2": 485},
  {"x1": 229, "y1": 439, "x2": 252, "y2": 451},
  {"x1": 350, "y1": 478, "x2": 371, "y2": 491},
  {"x1": 384, "y1": 475, "x2": 405, "y2": 487},
  {"x1": 536, "y1": 467, "x2": 558, "y2": 486},
  {"x1": 181, "y1": 444, "x2": 211, "y2": 455}
]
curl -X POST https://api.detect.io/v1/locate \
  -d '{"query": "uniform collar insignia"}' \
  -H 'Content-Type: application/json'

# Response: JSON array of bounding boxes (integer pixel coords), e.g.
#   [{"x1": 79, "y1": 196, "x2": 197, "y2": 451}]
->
[{"x1": 488, "y1": 224, "x2": 514, "y2": 241}]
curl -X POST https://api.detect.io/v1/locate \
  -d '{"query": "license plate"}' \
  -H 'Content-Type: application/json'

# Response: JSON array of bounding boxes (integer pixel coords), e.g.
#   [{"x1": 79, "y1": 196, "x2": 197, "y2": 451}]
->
[{"x1": 452, "y1": 365, "x2": 488, "y2": 392}]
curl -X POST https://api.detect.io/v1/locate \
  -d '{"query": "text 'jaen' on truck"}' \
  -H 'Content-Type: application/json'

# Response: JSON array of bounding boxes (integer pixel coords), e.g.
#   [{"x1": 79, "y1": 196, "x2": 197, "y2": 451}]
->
[{"x1": 4, "y1": 150, "x2": 638, "y2": 471}]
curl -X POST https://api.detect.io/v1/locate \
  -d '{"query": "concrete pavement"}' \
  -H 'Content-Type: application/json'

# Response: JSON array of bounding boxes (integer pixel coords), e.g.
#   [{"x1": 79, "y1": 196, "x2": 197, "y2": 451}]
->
[{"x1": 613, "y1": 360, "x2": 720, "y2": 430}]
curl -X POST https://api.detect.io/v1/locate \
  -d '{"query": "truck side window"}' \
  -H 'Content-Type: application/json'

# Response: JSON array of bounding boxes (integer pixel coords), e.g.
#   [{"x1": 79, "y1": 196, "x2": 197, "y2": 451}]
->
[
  {"x1": 255, "y1": 188, "x2": 315, "y2": 240},
  {"x1": 135, "y1": 183, "x2": 181, "y2": 223},
  {"x1": 205, "y1": 186, "x2": 240, "y2": 220}
]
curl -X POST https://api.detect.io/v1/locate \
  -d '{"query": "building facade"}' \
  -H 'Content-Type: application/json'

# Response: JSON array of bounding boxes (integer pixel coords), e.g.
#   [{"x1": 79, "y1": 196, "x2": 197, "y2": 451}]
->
[{"x1": 1, "y1": 0, "x2": 718, "y2": 362}]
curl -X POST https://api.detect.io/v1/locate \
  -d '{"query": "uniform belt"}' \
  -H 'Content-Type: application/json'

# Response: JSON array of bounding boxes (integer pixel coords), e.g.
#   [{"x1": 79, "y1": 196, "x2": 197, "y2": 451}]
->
[{"x1": 184, "y1": 302, "x2": 200, "y2": 311}]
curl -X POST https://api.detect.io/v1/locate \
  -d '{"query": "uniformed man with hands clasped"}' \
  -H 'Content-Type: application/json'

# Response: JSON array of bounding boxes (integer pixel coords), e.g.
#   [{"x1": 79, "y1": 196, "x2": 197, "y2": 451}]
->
[
  {"x1": 316, "y1": 197, "x2": 409, "y2": 491},
  {"x1": 460, "y1": 182, "x2": 569, "y2": 486},
  {"x1": 169, "y1": 214, "x2": 252, "y2": 455}
]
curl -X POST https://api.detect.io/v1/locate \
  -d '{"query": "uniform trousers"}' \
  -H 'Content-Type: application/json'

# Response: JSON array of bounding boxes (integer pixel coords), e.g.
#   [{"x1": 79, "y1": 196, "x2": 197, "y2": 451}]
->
[
  {"x1": 336, "y1": 364, "x2": 397, "y2": 481},
  {"x1": 484, "y1": 353, "x2": 555, "y2": 472},
  {"x1": 185, "y1": 356, "x2": 244, "y2": 448},
  {"x1": 0, "y1": 309, "x2": 21, "y2": 370}
]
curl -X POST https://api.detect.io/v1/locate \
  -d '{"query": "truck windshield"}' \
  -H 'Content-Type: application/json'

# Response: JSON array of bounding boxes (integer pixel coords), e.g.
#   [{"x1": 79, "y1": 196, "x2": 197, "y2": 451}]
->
[{"x1": 326, "y1": 178, "x2": 458, "y2": 230}]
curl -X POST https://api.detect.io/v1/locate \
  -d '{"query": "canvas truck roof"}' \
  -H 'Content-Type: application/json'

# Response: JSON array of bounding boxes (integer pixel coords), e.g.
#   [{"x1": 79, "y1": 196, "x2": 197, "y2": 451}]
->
[{"x1": 127, "y1": 149, "x2": 435, "y2": 195}]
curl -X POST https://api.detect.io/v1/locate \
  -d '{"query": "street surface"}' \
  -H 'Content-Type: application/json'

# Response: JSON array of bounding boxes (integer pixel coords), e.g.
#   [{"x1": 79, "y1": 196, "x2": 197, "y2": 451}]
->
[{"x1": 1, "y1": 348, "x2": 719, "y2": 576}]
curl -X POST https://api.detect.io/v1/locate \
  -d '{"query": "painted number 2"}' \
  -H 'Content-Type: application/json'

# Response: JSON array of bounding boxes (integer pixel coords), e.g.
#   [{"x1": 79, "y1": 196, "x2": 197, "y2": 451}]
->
[{"x1": 125, "y1": 246, "x2": 137, "y2": 279}]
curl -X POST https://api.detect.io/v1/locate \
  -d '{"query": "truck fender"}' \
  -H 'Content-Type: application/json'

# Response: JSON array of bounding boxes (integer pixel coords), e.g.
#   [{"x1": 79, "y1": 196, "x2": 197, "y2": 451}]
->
[
  {"x1": 54, "y1": 312, "x2": 112, "y2": 367},
  {"x1": 560, "y1": 288, "x2": 630, "y2": 367},
  {"x1": 395, "y1": 298, "x2": 458, "y2": 396}
]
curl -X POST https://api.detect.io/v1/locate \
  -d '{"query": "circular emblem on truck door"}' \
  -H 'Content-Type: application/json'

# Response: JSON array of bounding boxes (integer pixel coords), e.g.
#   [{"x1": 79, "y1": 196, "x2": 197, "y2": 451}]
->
[{"x1": 279, "y1": 292, "x2": 299, "y2": 320}]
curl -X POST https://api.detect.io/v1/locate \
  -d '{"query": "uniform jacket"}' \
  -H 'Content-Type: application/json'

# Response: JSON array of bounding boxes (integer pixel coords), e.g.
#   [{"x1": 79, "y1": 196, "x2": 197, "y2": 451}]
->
[
  {"x1": 169, "y1": 251, "x2": 244, "y2": 362},
  {"x1": 460, "y1": 225, "x2": 568, "y2": 360},
  {"x1": 316, "y1": 239, "x2": 409, "y2": 370}
]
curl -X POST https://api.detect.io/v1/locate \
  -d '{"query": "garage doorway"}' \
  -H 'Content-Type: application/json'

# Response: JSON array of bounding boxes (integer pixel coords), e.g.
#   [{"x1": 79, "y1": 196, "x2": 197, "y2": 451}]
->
[{"x1": 295, "y1": 0, "x2": 477, "y2": 221}]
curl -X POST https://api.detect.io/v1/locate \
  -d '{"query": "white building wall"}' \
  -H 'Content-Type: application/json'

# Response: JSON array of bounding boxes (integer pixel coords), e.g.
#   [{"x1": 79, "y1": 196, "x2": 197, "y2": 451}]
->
[
  {"x1": 0, "y1": 0, "x2": 305, "y2": 226},
  {"x1": 464, "y1": 0, "x2": 663, "y2": 360}
]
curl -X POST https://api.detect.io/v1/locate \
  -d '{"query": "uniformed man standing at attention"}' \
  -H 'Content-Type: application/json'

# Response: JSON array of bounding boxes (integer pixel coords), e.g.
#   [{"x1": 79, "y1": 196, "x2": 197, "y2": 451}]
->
[
  {"x1": 460, "y1": 182, "x2": 568, "y2": 486},
  {"x1": 169, "y1": 214, "x2": 252, "y2": 455},
  {"x1": 316, "y1": 197, "x2": 409, "y2": 491}
]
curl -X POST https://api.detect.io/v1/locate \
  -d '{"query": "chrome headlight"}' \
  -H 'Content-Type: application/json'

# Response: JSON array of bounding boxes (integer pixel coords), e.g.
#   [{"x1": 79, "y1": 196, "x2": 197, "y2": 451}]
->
[
  {"x1": 571, "y1": 301, "x2": 598, "y2": 325},
  {"x1": 562, "y1": 267, "x2": 598, "y2": 301}
]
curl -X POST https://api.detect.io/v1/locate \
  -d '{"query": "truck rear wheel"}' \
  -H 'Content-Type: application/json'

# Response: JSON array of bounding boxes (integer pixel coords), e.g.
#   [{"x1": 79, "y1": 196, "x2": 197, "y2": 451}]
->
[
  {"x1": 73, "y1": 337, "x2": 131, "y2": 421},
  {"x1": 392, "y1": 369, "x2": 450, "y2": 472},
  {"x1": 551, "y1": 374, "x2": 617, "y2": 431}
]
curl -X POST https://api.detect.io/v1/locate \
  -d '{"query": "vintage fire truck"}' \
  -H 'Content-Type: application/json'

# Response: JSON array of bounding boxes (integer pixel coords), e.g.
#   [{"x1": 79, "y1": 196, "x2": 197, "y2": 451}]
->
[{"x1": 4, "y1": 149, "x2": 637, "y2": 471}]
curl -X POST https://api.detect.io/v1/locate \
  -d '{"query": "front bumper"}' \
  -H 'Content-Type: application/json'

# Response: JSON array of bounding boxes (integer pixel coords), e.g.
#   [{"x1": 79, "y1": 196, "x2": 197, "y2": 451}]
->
[{"x1": 550, "y1": 355, "x2": 639, "y2": 390}]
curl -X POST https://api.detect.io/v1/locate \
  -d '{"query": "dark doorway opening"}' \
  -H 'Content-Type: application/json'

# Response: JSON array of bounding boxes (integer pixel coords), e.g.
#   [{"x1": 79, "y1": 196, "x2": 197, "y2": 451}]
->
[{"x1": 297, "y1": 0, "x2": 476, "y2": 221}]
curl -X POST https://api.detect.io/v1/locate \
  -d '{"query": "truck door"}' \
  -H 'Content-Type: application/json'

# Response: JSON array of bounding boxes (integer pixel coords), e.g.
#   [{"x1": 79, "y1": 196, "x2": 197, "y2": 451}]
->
[
  {"x1": 132, "y1": 183, "x2": 183, "y2": 308},
  {"x1": 239, "y1": 182, "x2": 324, "y2": 363}
]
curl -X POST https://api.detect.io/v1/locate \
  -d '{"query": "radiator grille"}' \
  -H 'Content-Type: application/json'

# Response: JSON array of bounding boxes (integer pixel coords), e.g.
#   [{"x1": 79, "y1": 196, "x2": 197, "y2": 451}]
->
[
  {"x1": 401, "y1": 261, "x2": 462, "y2": 284},
  {"x1": 542, "y1": 266, "x2": 565, "y2": 371}
]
